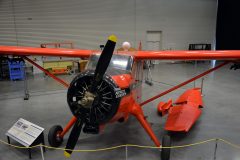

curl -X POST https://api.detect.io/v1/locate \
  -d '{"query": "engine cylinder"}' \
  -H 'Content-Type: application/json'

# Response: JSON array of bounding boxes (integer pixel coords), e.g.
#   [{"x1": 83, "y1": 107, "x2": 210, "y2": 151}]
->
[{"x1": 67, "y1": 70, "x2": 121, "y2": 125}]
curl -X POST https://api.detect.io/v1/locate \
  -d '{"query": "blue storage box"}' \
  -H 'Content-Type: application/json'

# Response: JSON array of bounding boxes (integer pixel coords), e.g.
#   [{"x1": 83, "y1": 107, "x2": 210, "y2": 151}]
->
[{"x1": 8, "y1": 59, "x2": 25, "y2": 81}]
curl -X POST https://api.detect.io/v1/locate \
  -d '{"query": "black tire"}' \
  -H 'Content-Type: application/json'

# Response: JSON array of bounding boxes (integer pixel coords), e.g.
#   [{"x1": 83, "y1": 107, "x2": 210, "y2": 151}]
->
[
  {"x1": 158, "y1": 111, "x2": 163, "y2": 117},
  {"x1": 161, "y1": 135, "x2": 171, "y2": 160},
  {"x1": 48, "y1": 125, "x2": 63, "y2": 147}
]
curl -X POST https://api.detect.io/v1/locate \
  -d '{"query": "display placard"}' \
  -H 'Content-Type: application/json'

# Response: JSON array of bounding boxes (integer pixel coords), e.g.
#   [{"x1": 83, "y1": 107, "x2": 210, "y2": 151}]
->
[{"x1": 6, "y1": 118, "x2": 44, "y2": 147}]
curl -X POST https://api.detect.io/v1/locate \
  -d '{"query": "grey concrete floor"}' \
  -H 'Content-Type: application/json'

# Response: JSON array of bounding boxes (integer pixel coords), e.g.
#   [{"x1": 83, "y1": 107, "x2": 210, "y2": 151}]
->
[{"x1": 0, "y1": 61, "x2": 240, "y2": 160}]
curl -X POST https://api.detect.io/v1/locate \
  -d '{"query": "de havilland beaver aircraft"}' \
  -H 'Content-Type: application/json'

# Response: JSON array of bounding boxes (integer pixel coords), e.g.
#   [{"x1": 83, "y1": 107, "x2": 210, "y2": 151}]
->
[{"x1": 0, "y1": 35, "x2": 240, "y2": 160}]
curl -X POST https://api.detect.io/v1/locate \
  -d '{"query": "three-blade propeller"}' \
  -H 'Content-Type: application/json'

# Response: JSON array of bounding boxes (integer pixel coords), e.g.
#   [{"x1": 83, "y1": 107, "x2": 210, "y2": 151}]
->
[{"x1": 64, "y1": 35, "x2": 117, "y2": 157}]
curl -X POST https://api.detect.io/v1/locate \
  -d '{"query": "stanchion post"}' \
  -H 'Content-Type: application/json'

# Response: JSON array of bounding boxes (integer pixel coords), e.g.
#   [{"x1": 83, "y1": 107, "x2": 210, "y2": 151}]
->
[
  {"x1": 7, "y1": 136, "x2": 10, "y2": 144},
  {"x1": 28, "y1": 148, "x2": 32, "y2": 159},
  {"x1": 201, "y1": 78, "x2": 204, "y2": 96},
  {"x1": 194, "y1": 60, "x2": 197, "y2": 88},
  {"x1": 213, "y1": 139, "x2": 218, "y2": 160},
  {"x1": 23, "y1": 63, "x2": 29, "y2": 100},
  {"x1": 41, "y1": 133, "x2": 46, "y2": 152},
  {"x1": 40, "y1": 144, "x2": 45, "y2": 160},
  {"x1": 125, "y1": 146, "x2": 128, "y2": 160}
]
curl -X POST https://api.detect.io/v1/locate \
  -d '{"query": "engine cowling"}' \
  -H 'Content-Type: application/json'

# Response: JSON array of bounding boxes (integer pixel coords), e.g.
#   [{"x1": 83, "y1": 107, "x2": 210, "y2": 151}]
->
[{"x1": 67, "y1": 70, "x2": 123, "y2": 128}]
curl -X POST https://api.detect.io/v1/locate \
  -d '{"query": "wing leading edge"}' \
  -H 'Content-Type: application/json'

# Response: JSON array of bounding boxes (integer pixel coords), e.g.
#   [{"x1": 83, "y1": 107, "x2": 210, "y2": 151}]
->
[
  {"x1": 0, "y1": 46, "x2": 93, "y2": 58},
  {"x1": 0, "y1": 45, "x2": 240, "y2": 60},
  {"x1": 133, "y1": 50, "x2": 240, "y2": 60}
]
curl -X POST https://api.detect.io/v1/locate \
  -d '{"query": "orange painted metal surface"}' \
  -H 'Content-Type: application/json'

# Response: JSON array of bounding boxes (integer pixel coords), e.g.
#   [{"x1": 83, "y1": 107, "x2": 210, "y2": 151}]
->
[
  {"x1": 109, "y1": 93, "x2": 134, "y2": 123},
  {"x1": 164, "y1": 88, "x2": 203, "y2": 132},
  {"x1": 134, "y1": 50, "x2": 240, "y2": 60},
  {"x1": 108, "y1": 74, "x2": 134, "y2": 123},
  {"x1": 175, "y1": 88, "x2": 203, "y2": 107},
  {"x1": 111, "y1": 74, "x2": 132, "y2": 89},
  {"x1": 130, "y1": 103, "x2": 161, "y2": 147},
  {"x1": 157, "y1": 99, "x2": 173, "y2": 116},
  {"x1": 1, "y1": 44, "x2": 239, "y2": 147},
  {"x1": 108, "y1": 72, "x2": 161, "y2": 147},
  {"x1": 1, "y1": 46, "x2": 240, "y2": 60},
  {"x1": 60, "y1": 116, "x2": 77, "y2": 138},
  {"x1": 0, "y1": 46, "x2": 92, "y2": 58},
  {"x1": 165, "y1": 104, "x2": 202, "y2": 132}
]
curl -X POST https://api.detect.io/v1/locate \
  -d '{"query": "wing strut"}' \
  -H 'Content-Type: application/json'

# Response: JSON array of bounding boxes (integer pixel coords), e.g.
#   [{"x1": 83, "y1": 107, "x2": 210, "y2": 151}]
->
[
  {"x1": 140, "y1": 61, "x2": 230, "y2": 106},
  {"x1": 23, "y1": 56, "x2": 70, "y2": 88},
  {"x1": 23, "y1": 56, "x2": 77, "y2": 141}
]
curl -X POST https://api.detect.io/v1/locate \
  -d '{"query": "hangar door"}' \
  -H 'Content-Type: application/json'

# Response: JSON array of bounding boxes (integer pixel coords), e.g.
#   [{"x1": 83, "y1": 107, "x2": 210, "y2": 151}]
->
[
  {"x1": 147, "y1": 31, "x2": 162, "y2": 50},
  {"x1": 146, "y1": 31, "x2": 162, "y2": 64}
]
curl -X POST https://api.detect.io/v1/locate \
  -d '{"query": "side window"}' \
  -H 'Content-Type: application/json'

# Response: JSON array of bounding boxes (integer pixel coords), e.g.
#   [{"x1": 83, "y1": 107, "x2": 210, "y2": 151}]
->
[
  {"x1": 132, "y1": 60, "x2": 143, "y2": 85},
  {"x1": 131, "y1": 60, "x2": 143, "y2": 103}
]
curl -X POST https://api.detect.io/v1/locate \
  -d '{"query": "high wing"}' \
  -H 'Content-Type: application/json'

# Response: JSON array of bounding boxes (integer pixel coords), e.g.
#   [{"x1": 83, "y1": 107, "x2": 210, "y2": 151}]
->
[
  {"x1": 0, "y1": 46, "x2": 93, "y2": 58},
  {"x1": 0, "y1": 45, "x2": 240, "y2": 60},
  {"x1": 132, "y1": 50, "x2": 240, "y2": 60}
]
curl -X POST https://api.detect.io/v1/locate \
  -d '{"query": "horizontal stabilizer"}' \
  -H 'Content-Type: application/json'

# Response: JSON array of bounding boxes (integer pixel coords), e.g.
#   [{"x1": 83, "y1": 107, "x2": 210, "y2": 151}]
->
[
  {"x1": 174, "y1": 88, "x2": 203, "y2": 107},
  {"x1": 165, "y1": 104, "x2": 201, "y2": 132}
]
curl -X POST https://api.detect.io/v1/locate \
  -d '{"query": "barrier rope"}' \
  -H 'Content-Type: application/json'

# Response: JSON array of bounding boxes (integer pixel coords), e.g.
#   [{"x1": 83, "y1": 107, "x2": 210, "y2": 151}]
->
[
  {"x1": 0, "y1": 138, "x2": 239, "y2": 152},
  {"x1": 218, "y1": 138, "x2": 240, "y2": 150}
]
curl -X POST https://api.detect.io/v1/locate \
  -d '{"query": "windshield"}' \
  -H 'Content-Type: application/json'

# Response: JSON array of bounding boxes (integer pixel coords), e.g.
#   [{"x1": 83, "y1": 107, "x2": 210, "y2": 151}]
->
[{"x1": 86, "y1": 54, "x2": 133, "y2": 75}]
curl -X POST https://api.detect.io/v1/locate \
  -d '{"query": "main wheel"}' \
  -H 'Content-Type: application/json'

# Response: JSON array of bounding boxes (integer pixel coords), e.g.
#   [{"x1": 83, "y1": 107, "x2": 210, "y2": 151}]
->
[
  {"x1": 161, "y1": 135, "x2": 171, "y2": 160},
  {"x1": 48, "y1": 125, "x2": 63, "y2": 147}
]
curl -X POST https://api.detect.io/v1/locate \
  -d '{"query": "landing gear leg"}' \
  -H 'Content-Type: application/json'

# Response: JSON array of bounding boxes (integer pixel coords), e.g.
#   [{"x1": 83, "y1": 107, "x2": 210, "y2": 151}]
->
[
  {"x1": 48, "y1": 116, "x2": 77, "y2": 147},
  {"x1": 130, "y1": 103, "x2": 171, "y2": 160},
  {"x1": 130, "y1": 103, "x2": 160, "y2": 147}
]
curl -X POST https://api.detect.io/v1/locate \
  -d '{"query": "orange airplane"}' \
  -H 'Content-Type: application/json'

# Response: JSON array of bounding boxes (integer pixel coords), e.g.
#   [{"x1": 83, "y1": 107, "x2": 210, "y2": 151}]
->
[{"x1": 0, "y1": 35, "x2": 240, "y2": 160}]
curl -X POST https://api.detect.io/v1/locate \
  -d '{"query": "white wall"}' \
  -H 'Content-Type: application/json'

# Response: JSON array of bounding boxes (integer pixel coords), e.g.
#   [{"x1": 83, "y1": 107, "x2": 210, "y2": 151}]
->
[
  {"x1": 0, "y1": 0, "x2": 17, "y2": 46},
  {"x1": 0, "y1": 0, "x2": 217, "y2": 50}
]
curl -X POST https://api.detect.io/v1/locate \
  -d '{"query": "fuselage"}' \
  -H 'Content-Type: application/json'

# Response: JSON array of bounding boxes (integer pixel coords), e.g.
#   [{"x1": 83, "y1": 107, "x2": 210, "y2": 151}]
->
[{"x1": 86, "y1": 53, "x2": 144, "y2": 125}]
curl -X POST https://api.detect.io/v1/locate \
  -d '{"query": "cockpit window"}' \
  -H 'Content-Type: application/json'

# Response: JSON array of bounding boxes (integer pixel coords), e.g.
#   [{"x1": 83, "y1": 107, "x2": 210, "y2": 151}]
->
[{"x1": 86, "y1": 54, "x2": 133, "y2": 75}]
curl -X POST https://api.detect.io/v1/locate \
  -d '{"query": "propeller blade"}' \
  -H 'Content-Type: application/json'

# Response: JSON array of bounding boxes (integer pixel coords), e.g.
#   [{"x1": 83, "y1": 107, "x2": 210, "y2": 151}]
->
[
  {"x1": 64, "y1": 118, "x2": 84, "y2": 158},
  {"x1": 92, "y1": 35, "x2": 117, "y2": 90}
]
